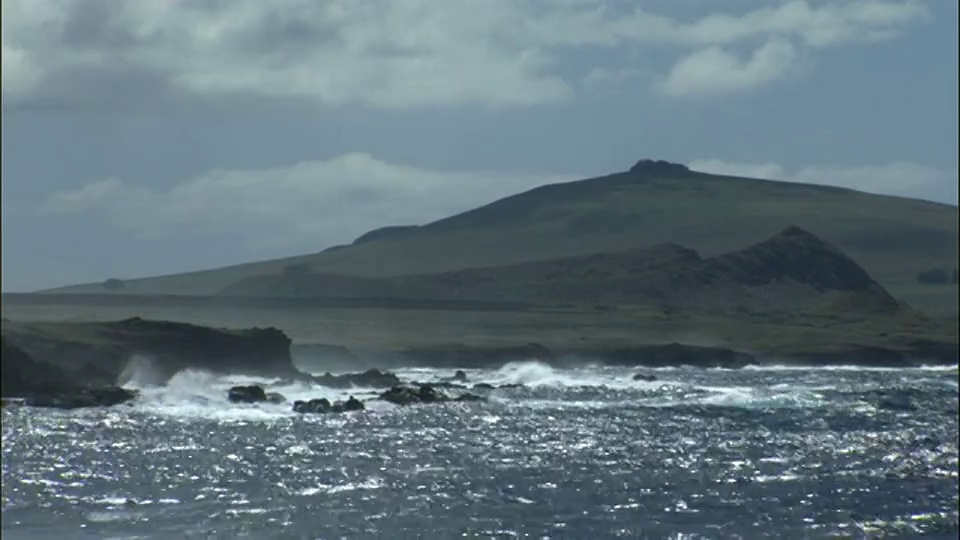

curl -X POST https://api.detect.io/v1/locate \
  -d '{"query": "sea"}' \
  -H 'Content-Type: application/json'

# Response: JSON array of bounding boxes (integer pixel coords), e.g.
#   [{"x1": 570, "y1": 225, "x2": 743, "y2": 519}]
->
[{"x1": 2, "y1": 362, "x2": 958, "y2": 539}]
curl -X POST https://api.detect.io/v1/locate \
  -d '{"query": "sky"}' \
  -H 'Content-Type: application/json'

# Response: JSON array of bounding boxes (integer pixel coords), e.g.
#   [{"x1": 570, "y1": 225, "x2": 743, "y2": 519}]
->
[{"x1": 1, "y1": 0, "x2": 957, "y2": 292}]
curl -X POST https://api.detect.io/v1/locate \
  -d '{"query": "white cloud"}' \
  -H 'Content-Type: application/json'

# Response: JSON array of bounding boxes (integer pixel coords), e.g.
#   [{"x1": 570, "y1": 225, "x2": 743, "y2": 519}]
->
[
  {"x1": 43, "y1": 155, "x2": 955, "y2": 257},
  {"x1": 689, "y1": 159, "x2": 958, "y2": 203},
  {"x1": 661, "y1": 38, "x2": 797, "y2": 97},
  {"x1": 41, "y1": 153, "x2": 578, "y2": 250},
  {"x1": 581, "y1": 67, "x2": 645, "y2": 92},
  {"x1": 0, "y1": 0, "x2": 929, "y2": 107}
]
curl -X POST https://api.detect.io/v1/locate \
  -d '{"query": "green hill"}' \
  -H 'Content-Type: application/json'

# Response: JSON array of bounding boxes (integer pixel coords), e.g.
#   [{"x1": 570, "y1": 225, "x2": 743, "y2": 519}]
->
[
  {"x1": 41, "y1": 160, "x2": 958, "y2": 315},
  {"x1": 221, "y1": 226, "x2": 907, "y2": 319}
]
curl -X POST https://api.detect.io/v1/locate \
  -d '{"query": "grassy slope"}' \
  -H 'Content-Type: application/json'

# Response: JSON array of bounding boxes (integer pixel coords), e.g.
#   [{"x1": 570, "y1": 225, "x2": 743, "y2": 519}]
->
[
  {"x1": 218, "y1": 227, "x2": 907, "y2": 320},
  {"x1": 41, "y1": 168, "x2": 958, "y2": 313}
]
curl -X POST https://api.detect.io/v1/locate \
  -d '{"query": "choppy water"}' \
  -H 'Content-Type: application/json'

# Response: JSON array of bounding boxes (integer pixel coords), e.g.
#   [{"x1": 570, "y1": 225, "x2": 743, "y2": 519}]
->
[{"x1": 2, "y1": 362, "x2": 958, "y2": 539}]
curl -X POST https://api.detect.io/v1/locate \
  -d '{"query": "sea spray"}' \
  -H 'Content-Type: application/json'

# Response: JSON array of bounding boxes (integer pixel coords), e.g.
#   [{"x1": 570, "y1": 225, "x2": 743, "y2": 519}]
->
[{"x1": 117, "y1": 354, "x2": 166, "y2": 388}]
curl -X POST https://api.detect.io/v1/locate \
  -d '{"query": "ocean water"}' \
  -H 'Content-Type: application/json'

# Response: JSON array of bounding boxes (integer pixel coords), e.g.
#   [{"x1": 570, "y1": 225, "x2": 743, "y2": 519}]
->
[{"x1": 2, "y1": 362, "x2": 958, "y2": 539}]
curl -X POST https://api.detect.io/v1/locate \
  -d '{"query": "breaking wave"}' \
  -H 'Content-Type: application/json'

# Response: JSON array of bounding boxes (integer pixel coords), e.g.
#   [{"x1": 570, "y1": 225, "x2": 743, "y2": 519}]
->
[{"x1": 98, "y1": 359, "x2": 960, "y2": 421}]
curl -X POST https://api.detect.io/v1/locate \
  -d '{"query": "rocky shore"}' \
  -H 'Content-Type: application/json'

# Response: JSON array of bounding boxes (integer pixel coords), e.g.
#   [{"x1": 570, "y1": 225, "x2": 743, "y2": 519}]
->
[
  {"x1": 2, "y1": 317, "x2": 956, "y2": 410},
  {"x1": 1, "y1": 318, "x2": 297, "y2": 409},
  {"x1": 2, "y1": 336, "x2": 138, "y2": 409}
]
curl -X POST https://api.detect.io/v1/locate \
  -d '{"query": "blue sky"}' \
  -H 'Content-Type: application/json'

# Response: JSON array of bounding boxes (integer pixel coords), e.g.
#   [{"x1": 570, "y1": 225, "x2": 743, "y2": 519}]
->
[{"x1": 2, "y1": 0, "x2": 957, "y2": 292}]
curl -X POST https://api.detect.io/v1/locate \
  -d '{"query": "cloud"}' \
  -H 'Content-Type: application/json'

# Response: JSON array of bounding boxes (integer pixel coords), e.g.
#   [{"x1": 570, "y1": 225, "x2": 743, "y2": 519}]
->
[
  {"x1": 41, "y1": 152, "x2": 577, "y2": 250},
  {"x1": 581, "y1": 67, "x2": 646, "y2": 93},
  {"x1": 661, "y1": 38, "x2": 797, "y2": 97},
  {"x1": 1, "y1": 0, "x2": 929, "y2": 108},
  {"x1": 43, "y1": 155, "x2": 955, "y2": 259},
  {"x1": 689, "y1": 159, "x2": 958, "y2": 203}
]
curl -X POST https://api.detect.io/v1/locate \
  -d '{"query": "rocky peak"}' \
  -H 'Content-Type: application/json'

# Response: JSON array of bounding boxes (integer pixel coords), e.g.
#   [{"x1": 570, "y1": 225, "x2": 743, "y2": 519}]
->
[
  {"x1": 628, "y1": 159, "x2": 690, "y2": 176},
  {"x1": 712, "y1": 226, "x2": 879, "y2": 292}
]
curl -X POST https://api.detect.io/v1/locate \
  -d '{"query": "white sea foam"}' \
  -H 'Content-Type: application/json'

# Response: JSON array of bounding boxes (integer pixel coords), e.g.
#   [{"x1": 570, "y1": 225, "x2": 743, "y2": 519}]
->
[
  {"x1": 125, "y1": 368, "x2": 367, "y2": 420},
  {"x1": 695, "y1": 386, "x2": 826, "y2": 409},
  {"x1": 403, "y1": 361, "x2": 668, "y2": 390},
  {"x1": 112, "y1": 358, "x2": 952, "y2": 420},
  {"x1": 744, "y1": 363, "x2": 959, "y2": 372}
]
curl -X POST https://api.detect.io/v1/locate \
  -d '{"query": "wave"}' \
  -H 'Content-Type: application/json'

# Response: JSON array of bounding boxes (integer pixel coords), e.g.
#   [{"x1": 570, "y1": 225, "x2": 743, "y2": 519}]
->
[
  {"x1": 125, "y1": 368, "x2": 370, "y2": 420},
  {"x1": 97, "y1": 360, "x2": 957, "y2": 421},
  {"x1": 744, "y1": 364, "x2": 959, "y2": 372},
  {"x1": 488, "y1": 361, "x2": 674, "y2": 389},
  {"x1": 688, "y1": 385, "x2": 827, "y2": 409}
]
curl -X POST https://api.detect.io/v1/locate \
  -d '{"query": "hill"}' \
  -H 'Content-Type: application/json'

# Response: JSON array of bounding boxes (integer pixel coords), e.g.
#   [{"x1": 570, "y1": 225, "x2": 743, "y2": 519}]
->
[
  {"x1": 40, "y1": 159, "x2": 958, "y2": 315},
  {"x1": 219, "y1": 226, "x2": 905, "y2": 318}
]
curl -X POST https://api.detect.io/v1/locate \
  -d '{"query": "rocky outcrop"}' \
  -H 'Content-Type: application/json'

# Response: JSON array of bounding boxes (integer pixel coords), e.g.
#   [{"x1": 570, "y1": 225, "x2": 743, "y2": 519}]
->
[
  {"x1": 711, "y1": 226, "x2": 886, "y2": 293},
  {"x1": 1, "y1": 337, "x2": 138, "y2": 409},
  {"x1": 3, "y1": 318, "x2": 298, "y2": 387},
  {"x1": 379, "y1": 384, "x2": 485, "y2": 406},
  {"x1": 628, "y1": 159, "x2": 690, "y2": 176},
  {"x1": 104, "y1": 318, "x2": 296, "y2": 378},
  {"x1": 470, "y1": 382, "x2": 524, "y2": 391},
  {"x1": 293, "y1": 396, "x2": 365, "y2": 414},
  {"x1": 633, "y1": 372, "x2": 657, "y2": 382},
  {"x1": 311, "y1": 368, "x2": 401, "y2": 389},
  {"x1": 228, "y1": 385, "x2": 268, "y2": 403},
  {"x1": 21, "y1": 387, "x2": 137, "y2": 409}
]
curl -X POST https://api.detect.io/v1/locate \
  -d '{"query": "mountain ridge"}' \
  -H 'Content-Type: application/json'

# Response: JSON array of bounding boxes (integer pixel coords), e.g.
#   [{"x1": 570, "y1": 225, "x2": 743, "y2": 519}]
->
[
  {"x1": 218, "y1": 226, "x2": 907, "y2": 321},
  {"x1": 37, "y1": 160, "x2": 958, "y2": 316}
]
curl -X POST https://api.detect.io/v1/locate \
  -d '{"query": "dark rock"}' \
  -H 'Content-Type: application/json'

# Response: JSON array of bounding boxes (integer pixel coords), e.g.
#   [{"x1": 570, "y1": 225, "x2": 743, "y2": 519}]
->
[
  {"x1": 293, "y1": 398, "x2": 331, "y2": 414},
  {"x1": 380, "y1": 385, "x2": 429, "y2": 405},
  {"x1": 451, "y1": 370, "x2": 468, "y2": 382},
  {"x1": 2, "y1": 337, "x2": 138, "y2": 409},
  {"x1": 293, "y1": 395, "x2": 365, "y2": 414},
  {"x1": 472, "y1": 383, "x2": 496, "y2": 391},
  {"x1": 710, "y1": 226, "x2": 887, "y2": 293},
  {"x1": 2, "y1": 336, "x2": 57, "y2": 396},
  {"x1": 228, "y1": 385, "x2": 268, "y2": 403},
  {"x1": 105, "y1": 319, "x2": 297, "y2": 379},
  {"x1": 312, "y1": 368, "x2": 401, "y2": 389},
  {"x1": 497, "y1": 383, "x2": 525, "y2": 389},
  {"x1": 628, "y1": 159, "x2": 690, "y2": 176},
  {"x1": 23, "y1": 386, "x2": 138, "y2": 409},
  {"x1": 418, "y1": 384, "x2": 443, "y2": 403},
  {"x1": 633, "y1": 373, "x2": 657, "y2": 382},
  {"x1": 4, "y1": 319, "x2": 299, "y2": 388},
  {"x1": 266, "y1": 392, "x2": 286, "y2": 404},
  {"x1": 343, "y1": 395, "x2": 365, "y2": 411},
  {"x1": 379, "y1": 384, "x2": 486, "y2": 406}
]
